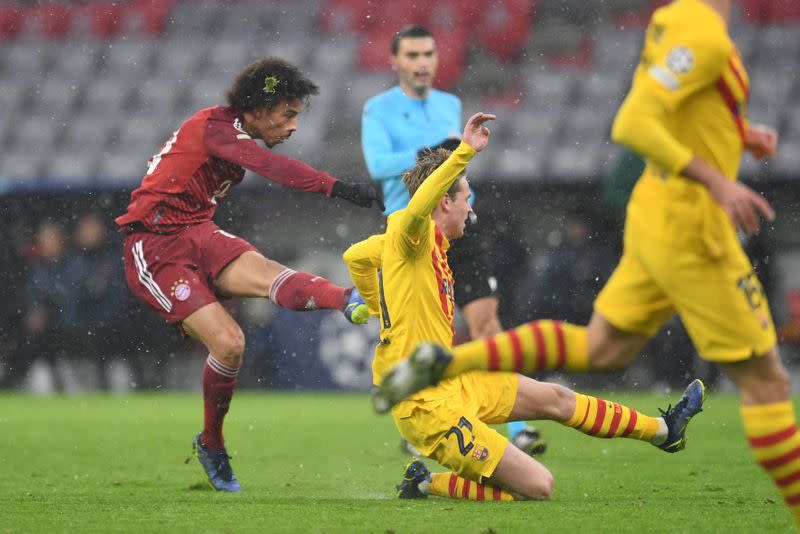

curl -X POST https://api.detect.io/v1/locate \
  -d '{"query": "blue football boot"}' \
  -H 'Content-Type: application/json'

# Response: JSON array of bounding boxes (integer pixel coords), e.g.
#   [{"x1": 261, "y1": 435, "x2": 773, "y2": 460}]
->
[{"x1": 191, "y1": 432, "x2": 241, "y2": 492}]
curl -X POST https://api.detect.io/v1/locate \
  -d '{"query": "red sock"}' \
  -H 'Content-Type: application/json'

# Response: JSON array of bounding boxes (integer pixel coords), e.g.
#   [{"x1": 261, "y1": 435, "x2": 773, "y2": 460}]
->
[
  {"x1": 202, "y1": 354, "x2": 239, "y2": 451},
  {"x1": 269, "y1": 269, "x2": 347, "y2": 311}
]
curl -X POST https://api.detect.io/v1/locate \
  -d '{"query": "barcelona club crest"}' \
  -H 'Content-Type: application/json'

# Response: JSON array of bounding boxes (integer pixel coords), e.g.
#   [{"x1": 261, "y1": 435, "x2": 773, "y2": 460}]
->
[{"x1": 472, "y1": 445, "x2": 489, "y2": 461}]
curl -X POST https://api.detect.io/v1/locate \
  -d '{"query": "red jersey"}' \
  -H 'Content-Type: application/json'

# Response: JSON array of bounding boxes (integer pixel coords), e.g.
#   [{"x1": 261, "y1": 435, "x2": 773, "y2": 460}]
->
[{"x1": 115, "y1": 106, "x2": 337, "y2": 234}]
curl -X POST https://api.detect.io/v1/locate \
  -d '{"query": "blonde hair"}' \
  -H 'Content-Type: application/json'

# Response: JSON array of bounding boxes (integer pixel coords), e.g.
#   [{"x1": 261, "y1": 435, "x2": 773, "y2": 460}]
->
[{"x1": 402, "y1": 148, "x2": 463, "y2": 199}]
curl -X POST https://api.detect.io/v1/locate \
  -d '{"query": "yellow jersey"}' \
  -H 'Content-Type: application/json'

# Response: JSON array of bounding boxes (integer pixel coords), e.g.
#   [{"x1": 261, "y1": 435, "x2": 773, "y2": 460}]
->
[
  {"x1": 611, "y1": 0, "x2": 750, "y2": 257},
  {"x1": 343, "y1": 143, "x2": 476, "y2": 385}
]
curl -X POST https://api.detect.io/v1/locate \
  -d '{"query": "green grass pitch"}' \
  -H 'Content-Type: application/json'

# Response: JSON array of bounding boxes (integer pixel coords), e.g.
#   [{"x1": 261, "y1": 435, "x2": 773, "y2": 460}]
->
[{"x1": 1, "y1": 391, "x2": 795, "y2": 533}]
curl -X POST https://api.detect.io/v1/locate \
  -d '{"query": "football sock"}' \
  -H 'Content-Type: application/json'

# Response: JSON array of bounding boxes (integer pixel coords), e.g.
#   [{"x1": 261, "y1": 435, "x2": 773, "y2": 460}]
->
[
  {"x1": 429, "y1": 472, "x2": 514, "y2": 501},
  {"x1": 269, "y1": 268, "x2": 347, "y2": 311},
  {"x1": 444, "y1": 320, "x2": 588, "y2": 379},
  {"x1": 564, "y1": 393, "x2": 661, "y2": 442},
  {"x1": 201, "y1": 354, "x2": 240, "y2": 451},
  {"x1": 741, "y1": 401, "x2": 800, "y2": 526}
]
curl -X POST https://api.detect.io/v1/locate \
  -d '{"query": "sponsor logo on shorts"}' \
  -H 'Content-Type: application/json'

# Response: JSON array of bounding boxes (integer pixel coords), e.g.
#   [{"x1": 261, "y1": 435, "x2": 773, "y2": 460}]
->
[
  {"x1": 472, "y1": 445, "x2": 489, "y2": 461},
  {"x1": 171, "y1": 279, "x2": 192, "y2": 302}
]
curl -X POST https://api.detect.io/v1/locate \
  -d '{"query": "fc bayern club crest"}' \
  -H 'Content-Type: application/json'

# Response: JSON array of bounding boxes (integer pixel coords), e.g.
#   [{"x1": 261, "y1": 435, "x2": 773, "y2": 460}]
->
[{"x1": 171, "y1": 279, "x2": 192, "y2": 301}]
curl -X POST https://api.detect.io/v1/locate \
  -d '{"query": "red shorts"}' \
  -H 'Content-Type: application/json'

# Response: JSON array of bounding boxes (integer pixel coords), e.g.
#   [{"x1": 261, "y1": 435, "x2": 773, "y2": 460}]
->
[{"x1": 123, "y1": 221, "x2": 258, "y2": 324}]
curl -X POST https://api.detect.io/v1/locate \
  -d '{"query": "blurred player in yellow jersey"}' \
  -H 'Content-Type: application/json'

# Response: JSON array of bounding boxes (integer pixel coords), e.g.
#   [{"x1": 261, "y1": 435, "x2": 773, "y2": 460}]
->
[
  {"x1": 375, "y1": 0, "x2": 799, "y2": 524},
  {"x1": 597, "y1": 0, "x2": 798, "y2": 525},
  {"x1": 346, "y1": 112, "x2": 705, "y2": 502}
]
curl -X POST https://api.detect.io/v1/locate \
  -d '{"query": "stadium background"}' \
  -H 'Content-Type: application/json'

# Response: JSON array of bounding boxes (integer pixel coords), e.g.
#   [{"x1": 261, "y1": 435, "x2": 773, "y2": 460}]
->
[{"x1": 0, "y1": 0, "x2": 798, "y2": 394}]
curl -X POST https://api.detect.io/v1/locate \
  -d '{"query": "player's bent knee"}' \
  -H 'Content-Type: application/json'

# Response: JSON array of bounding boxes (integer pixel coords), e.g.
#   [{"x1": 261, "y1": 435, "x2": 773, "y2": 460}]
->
[{"x1": 216, "y1": 328, "x2": 246, "y2": 365}]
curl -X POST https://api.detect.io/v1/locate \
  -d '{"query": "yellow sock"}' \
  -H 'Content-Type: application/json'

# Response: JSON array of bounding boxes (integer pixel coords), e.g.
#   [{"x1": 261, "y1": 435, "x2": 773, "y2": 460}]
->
[
  {"x1": 741, "y1": 401, "x2": 800, "y2": 527},
  {"x1": 564, "y1": 393, "x2": 660, "y2": 441},
  {"x1": 429, "y1": 472, "x2": 514, "y2": 501},
  {"x1": 446, "y1": 320, "x2": 588, "y2": 378}
]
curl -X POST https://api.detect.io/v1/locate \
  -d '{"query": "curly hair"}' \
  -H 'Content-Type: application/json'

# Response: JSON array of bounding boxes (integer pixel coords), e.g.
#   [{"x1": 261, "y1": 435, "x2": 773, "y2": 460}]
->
[
  {"x1": 226, "y1": 57, "x2": 319, "y2": 112},
  {"x1": 402, "y1": 148, "x2": 463, "y2": 199}
]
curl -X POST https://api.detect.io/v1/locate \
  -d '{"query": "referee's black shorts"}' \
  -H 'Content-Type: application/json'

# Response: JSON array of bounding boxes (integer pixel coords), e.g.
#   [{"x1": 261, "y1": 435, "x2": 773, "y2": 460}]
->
[{"x1": 448, "y1": 221, "x2": 497, "y2": 309}]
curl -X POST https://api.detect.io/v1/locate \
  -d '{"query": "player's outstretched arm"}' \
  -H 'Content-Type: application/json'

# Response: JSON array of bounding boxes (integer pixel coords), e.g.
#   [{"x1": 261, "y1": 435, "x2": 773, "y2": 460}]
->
[
  {"x1": 342, "y1": 234, "x2": 385, "y2": 316},
  {"x1": 205, "y1": 116, "x2": 383, "y2": 210}
]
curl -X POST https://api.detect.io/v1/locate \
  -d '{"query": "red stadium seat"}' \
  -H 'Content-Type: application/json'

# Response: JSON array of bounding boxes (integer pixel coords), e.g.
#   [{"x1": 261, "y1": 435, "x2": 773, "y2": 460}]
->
[
  {"x1": 361, "y1": 0, "x2": 426, "y2": 33},
  {"x1": 736, "y1": 0, "x2": 769, "y2": 23},
  {"x1": 765, "y1": 0, "x2": 800, "y2": 22},
  {"x1": 82, "y1": 1, "x2": 125, "y2": 38},
  {"x1": 425, "y1": 0, "x2": 477, "y2": 33},
  {"x1": 476, "y1": 0, "x2": 533, "y2": 61},
  {"x1": 0, "y1": 4, "x2": 25, "y2": 41},
  {"x1": 130, "y1": 0, "x2": 176, "y2": 36},
  {"x1": 34, "y1": 3, "x2": 74, "y2": 39},
  {"x1": 320, "y1": 0, "x2": 369, "y2": 33},
  {"x1": 431, "y1": 28, "x2": 467, "y2": 89},
  {"x1": 357, "y1": 28, "x2": 393, "y2": 71}
]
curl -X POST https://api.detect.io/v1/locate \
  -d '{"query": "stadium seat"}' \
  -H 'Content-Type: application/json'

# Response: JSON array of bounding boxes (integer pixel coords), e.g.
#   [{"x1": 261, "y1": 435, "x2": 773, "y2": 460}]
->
[
  {"x1": 96, "y1": 151, "x2": 148, "y2": 186},
  {"x1": 591, "y1": 25, "x2": 642, "y2": 73},
  {"x1": 128, "y1": 0, "x2": 176, "y2": 36},
  {"x1": 432, "y1": 29, "x2": 468, "y2": 89},
  {"x1": 0, "y1": 146, "x2": 46, "y2": 180},
  {"x1": 42, "y1": 150, "x2": 98, "y2": 187},
  {"x1": 773, "y1": 136, "x2": 800, "y2": 175},
  {"x1": 32, "y1": 78, "x2": 82, "y2": 117},
  {"x1": 135, "y1": 77, "x2": 187, "y2": 118},
  {"x1": 311, "y1": 36, "x2": 358, "y2": 75},
  {"x1": 550, "y1": 144, "x2": 605, "y2": 180},
  {"x1": 151, "y1": 39, "x2": 207, "y2": 79},
  {"x1": 495, "y1": 146, "x2": 545, "y2": 181},
  {"x1": 357, "y1": 29, "x2": 392, "y2": 71},
  {"x1": 0, "y1": 4, "x2": 25, "y2": 41},
  {"x1": 80, "y1": 2, "x2": 126, "y2": 39},
  {"x1": 62, "y1": 115, "x2": 116, "y2": 152},
  {"x1": 765, "y1": 0, "x2": 800, "y2": 22},
  {"x1": 425, "y1": 0, "x2": 478, "y2": 33},
  {"x1": 80, "y1": 78, "x2": 135, "y2": 113},
  {"x1": 32, "y1": 3, "x2": 74, "y2": 40},
  {"x1": 476, "y1": 0, "x2": 533, "y2": 61},
  {"x1": 360, "y1": 0, "x2": 426, "y2": 33},
  {"x1": 0, "y1": 79, "x2": 29, "y2": 112},
  {"x1": 319, "y1": 0, "x2": 368, "y2": 34},
  {"x1": 100, "y1": 39, "x2": 157, "y2": 80},
  {"x1": 524, "y1": 69, "x2": 575, "y2": 112},
  {"x1": 49, "y1": 43, "x2": 102, "y2": 82}
]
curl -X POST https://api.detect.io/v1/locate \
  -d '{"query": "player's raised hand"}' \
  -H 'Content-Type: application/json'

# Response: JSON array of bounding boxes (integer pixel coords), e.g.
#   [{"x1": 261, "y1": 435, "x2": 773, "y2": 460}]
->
[
  {"x1": 744, "y1": 124, "x2": 778, "y2": 160},
  {"x1": 711, "y1": 179, "x2": 775, "y2": 236},
  {"x1": 461, "y1": 112, "x2": 496, "y2": 152}
]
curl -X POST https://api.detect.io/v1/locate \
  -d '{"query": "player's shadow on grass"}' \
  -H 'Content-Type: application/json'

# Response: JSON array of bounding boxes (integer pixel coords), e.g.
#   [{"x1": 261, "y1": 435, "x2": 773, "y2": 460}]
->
[{"x1": 187, "y1": 482, "x2": 214, "y2": 491}]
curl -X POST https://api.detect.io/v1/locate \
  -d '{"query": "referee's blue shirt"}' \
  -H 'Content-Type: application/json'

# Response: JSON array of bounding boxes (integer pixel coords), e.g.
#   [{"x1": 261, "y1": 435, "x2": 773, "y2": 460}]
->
[{"x1": 362, "y1": 86, "x2": 462, "y2": 216}]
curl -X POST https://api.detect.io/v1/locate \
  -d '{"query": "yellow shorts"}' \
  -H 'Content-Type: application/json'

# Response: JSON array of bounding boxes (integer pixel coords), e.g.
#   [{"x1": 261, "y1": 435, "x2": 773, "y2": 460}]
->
[
  {"x1": 391, "y1": 371, "x2": 518, "y2": 482},
  {"x1": 595, "y1": 217, "x2": 776, "y2": 362}
]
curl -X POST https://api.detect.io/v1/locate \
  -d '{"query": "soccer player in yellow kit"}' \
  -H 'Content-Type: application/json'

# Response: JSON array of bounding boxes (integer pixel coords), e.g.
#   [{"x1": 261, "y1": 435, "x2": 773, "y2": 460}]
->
[
  {"x1": 374, "y1": 0, "x2": 800, "y2": 524},
  {"x1": 346, "y1": 112, "x2": 705, "y2": 501}
]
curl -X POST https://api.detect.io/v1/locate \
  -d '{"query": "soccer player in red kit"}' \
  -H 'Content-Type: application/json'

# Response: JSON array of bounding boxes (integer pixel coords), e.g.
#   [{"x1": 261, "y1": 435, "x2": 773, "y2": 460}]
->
[{"x1": 115, "y1": 57, "x2": 382, "y2": 492}]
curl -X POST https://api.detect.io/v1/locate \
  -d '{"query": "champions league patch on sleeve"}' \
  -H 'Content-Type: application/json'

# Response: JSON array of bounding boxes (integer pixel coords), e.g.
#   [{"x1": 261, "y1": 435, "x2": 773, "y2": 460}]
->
[{"x1": 666, "y1": 46, "x2": 694, "y2": 74}]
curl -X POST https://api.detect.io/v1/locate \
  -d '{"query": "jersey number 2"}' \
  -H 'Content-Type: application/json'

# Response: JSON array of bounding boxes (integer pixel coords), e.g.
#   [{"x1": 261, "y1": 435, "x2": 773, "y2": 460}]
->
[
  {"x1": 146, "y1": 130, "x2": 179, "y2": 175},
  {"x1": 444, "y1": 416, "x2": 475, "y2": 456}
]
